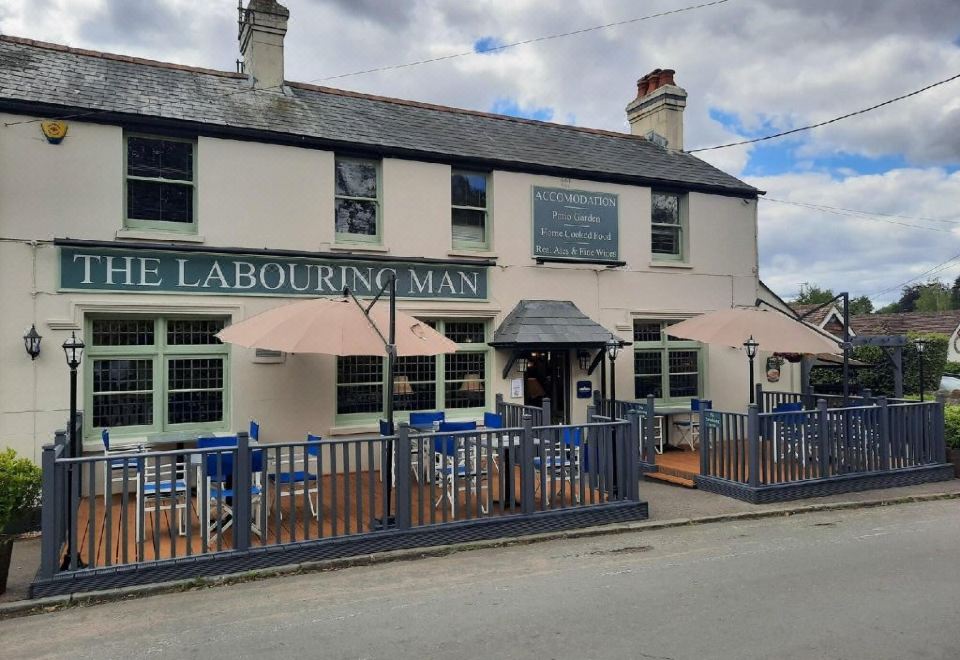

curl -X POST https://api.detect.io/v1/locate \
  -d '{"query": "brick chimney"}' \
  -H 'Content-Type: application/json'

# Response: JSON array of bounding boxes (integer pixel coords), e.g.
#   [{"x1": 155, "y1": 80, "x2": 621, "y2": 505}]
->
[
  {"x1": 626, "y1": 68, "x2": 687, "y2": 150},
  {"x1": 239, "y1": 0, "x2": 290, "y2": 90}
]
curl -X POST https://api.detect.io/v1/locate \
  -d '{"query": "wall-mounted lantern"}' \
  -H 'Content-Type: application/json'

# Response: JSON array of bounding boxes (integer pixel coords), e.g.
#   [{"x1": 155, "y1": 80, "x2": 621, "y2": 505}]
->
[{"x1": 23, "y1": 324, "x2": 42, "y2": 360}]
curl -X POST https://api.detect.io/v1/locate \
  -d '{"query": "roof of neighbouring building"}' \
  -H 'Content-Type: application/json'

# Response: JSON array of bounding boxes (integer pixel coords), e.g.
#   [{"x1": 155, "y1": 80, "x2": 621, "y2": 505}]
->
[
  {"x1": 850, "y1": 311, "x2": 960, "y2": 336},
  {"x1": 490, "y1": 300, "x2": 624, "y2": 348},
  {"x1": 789, "y1": 304, "x2": 839, "y2": 327},
  {"x1": 0, "y1": 36, "x2": 758, "y2": 197}
]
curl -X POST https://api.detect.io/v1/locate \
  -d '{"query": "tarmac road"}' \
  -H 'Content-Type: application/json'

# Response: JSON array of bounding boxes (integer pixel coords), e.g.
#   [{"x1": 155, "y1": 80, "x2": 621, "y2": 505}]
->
[{"x1": 2, "y1": 499, "x2": 958, "y2": 659}]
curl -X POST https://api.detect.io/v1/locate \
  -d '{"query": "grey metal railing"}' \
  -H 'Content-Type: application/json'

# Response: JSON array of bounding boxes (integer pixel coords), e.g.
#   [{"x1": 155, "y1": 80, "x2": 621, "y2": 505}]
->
[
  {"x1": 38, "y1": 417, "x2": 642, "y2": 581},
  {"x1": 495, "y1": 393, "x2": 547, "y2": 427},
  {"x1": 701, "y1": 396, "x2": 947, "y2": 488},
  {"x1": 593, "y1": 394, "x2": 657, "y2": 467}
]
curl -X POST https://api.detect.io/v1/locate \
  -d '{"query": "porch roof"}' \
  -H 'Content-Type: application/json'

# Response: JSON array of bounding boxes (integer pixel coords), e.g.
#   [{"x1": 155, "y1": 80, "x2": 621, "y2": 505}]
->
[{"x1": 489, "y1": 300, "x2": 626, "y2": 349}]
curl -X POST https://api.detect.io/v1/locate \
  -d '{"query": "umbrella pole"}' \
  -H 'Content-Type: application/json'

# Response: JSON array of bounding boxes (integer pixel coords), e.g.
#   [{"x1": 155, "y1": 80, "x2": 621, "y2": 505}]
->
[{"x1": 384, "y1": 274, "x2": 397, "y2": 525}]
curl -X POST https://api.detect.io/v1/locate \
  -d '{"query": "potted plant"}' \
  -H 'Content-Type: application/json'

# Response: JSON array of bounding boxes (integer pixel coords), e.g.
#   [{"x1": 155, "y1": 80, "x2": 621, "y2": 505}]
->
[
  {"x1": 0, "y1": 448, "x2": 42, "y2": 595},
  {"x1": 946, "y1": 405, "x2": 960, "y2": 479}
]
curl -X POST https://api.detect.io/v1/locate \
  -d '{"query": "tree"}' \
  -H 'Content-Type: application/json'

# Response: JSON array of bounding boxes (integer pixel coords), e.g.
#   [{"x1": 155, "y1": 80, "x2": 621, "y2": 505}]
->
[
  {"x1": 915, "y1": 281, "x2": 953, "y2": 312},
  {"x1": 848, "y1": 295, "x2": 874, "y2": 315},
  {"x1": 793, "y1": 283, "x2": 835, "y2": 306}
]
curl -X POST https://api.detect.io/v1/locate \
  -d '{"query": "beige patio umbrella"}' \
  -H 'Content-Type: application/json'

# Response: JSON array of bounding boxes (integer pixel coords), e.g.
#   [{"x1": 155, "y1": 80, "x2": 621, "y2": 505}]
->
[
  {"x1": 666, "y1": 307, "x2": 839, "y2": 355},
  {"x1": 216, "y1": 290, "x2": 458, "y2": 528},
  {"x1": 216, "y1": 297, "x2": 457, "y2": 356}
]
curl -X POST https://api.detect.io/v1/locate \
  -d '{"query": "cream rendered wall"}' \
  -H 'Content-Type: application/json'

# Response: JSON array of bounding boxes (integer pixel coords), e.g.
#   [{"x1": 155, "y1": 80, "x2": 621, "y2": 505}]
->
[{"x1": 1, "y1": 113, "x2": 759, "y2": 456}]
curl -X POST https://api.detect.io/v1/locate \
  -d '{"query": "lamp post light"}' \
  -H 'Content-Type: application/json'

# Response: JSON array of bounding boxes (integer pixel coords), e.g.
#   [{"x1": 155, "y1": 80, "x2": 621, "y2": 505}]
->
[
  {"x1": 61, "y1": 331, "x2": 85, "y2": 569},
  {"x1": 606, "y1": 337, "x2": 620, "y2": 402},
  {"x1": 744, "y1": 335, "x2": 759, "y2": 405},
  {"x1": 914, "y1": 338, "x2": 927, "y2": 402}
]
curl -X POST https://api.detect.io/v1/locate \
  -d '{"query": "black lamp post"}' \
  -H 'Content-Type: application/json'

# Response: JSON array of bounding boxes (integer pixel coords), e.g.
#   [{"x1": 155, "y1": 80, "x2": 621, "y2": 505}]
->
[
  {"x1": 61, "y1": 331, "x2": 85, "y2": 569},
  {"x1": 915, "y1": 338, "x2": 927, "y2": 402},
  {"x1": 606, "y1": 337, "x2": 620, "y2": 402},
  {"x1": 744, "y1": 335, "x2": 759, "y2": 405},
  {"x1": 23, "y1": 324, "x2": 42, "y2": 360}
]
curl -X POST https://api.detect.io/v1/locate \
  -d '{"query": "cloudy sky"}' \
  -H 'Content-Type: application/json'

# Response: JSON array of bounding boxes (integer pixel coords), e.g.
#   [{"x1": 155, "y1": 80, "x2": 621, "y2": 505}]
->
[{"x1": 2, "y1": 0, "x2": 959, "y2": 306}]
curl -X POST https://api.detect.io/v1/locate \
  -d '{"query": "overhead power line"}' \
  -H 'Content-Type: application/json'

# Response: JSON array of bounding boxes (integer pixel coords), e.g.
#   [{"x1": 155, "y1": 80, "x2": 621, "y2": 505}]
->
[
  {"x1": 762, "y1": 197, "x2": 959, "y2": 234},
  {"x1": 687, "y1": 71, "x2": 960, "y2": 153},
  {"x1": 866, "y1": 252, "x2": 960, "y2": 298},
  {"x1": 3, "y1": 0, "x2": 732, "y2": 128},
  {"x1": 310, "y1": 0, "x2": 731, "y2": 83}
]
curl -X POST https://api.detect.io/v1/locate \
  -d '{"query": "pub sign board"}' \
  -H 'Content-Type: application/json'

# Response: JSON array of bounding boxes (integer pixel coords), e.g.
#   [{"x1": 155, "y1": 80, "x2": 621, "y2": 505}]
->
[
  {"x1": 531, "y1": 186, "x2": 619, "y2": 264},
  {"x1": 59, "y1": 246, "x2": 488, "y2": 300}
]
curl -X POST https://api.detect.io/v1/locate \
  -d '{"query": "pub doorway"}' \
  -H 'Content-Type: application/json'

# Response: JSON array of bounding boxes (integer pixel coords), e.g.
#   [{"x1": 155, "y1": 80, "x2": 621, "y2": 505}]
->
[{"x1": 524, "y1": 350, "x2": 569, "y2": 424}]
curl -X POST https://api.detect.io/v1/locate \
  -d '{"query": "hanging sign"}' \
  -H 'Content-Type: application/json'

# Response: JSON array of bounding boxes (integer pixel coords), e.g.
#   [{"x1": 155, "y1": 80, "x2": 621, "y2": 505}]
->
[
  {"x1": 531, "y1": 186, "x2": 619, "y2": 264},
  {"x1": 59, "y1": 246, "x2": 488, "y2": 300},
  {"x1": 766, "y1": 356, "x2": 784, "y2": 383}
]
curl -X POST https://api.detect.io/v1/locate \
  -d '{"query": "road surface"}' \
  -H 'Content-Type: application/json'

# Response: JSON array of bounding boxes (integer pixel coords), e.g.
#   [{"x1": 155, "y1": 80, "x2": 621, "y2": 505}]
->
[{"x1": 2, "y1": 499, "x2": 958, "y2": 659}]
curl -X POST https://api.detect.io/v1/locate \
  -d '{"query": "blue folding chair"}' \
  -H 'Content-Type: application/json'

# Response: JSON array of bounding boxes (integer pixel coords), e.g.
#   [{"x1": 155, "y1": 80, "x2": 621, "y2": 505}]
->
[
  {"x1": 433, "y1": 421, "x2": 483, "y2": 516},
  {"x1": 249, "y1": 420, "x2": 260, "y2": 441},
  {"x1": 267, "y1": 434, "x2": 322, "y2": 519},
  {"x1": 534, "y1": 427, "x2": 582, "y2": 505},
  {"x1": 197, "y1": 436, "x2": 265, "y2": 545},
  {"x1": 772, "y1": 402, "x2": 807, "y2": 465},
  {"x1": 673, "y1": 399, "x2": 711, "y2": 450},
  {"x1": 409, "y1": 411, "x2": 445, "y2": 431},
  {"x1": 100, "y1": 429, "x2": 140, "y2": 506},
  {"x1": 483, "y1": 412, "x2": 503, "y2": 429}
]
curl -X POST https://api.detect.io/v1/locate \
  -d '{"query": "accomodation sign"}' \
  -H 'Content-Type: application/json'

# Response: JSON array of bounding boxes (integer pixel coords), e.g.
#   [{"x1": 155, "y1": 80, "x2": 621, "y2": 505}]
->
[
  {"x1": 59, "y1": 246, "x2": 488, "y2": 300},
  {"x1": 531, "y1": 186, "x2": 619, "y2": 263}
]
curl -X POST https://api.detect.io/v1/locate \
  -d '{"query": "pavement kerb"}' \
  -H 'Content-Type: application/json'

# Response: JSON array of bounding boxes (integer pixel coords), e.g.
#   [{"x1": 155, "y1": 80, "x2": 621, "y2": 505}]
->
[{"x1": 2, "y1": 490, "x2": 957, "y2": 620}]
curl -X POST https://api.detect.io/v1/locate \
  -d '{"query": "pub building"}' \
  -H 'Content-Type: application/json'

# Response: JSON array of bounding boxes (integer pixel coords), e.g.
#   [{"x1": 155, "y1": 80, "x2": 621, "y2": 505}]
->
[{"x1": 0, "y1": 0, "x2": 763, "y2": 462}]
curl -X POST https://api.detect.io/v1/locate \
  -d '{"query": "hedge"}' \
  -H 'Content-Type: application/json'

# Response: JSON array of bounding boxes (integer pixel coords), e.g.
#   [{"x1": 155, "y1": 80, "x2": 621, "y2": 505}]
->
[
  {"x1": 945, "y1": 405, "x2": 960, "y2": 450},
  {"x1": 810, "y1": 332, "x2": 949, "y2": 397}
]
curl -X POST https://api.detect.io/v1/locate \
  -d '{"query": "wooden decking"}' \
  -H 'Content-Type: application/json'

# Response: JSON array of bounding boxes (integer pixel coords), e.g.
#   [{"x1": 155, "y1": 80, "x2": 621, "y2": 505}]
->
[
  {"x1": 68, "y1": 466, "x2": 607, "y2": 569},
  {"x1": 648, "y1": 448, "x2": 700, "y2": 487}
]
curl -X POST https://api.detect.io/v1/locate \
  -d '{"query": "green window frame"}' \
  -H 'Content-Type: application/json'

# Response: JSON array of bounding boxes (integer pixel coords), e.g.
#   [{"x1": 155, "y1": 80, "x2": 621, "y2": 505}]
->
[
  {"x1": 84, "y1": 316, "x2": 230, "y2": 440},
  {"x1": 124, "y1": 133, "x2": 198, "y2": 234},
  {"x1": 651, "y1": 191, "x2": 686, "y2": 261},
  {"x1": 335, "y1": 320, "x2": 490, "y2": 424},
  {"x1": 451, "y1": 170, "x2": 490, "y2": 250},
  {"x1": 334, "y1": 156, "x2": 382, "y2": 244},
  {"x1": 632, "y1": 320, "x2": 704, "y2": 403}
]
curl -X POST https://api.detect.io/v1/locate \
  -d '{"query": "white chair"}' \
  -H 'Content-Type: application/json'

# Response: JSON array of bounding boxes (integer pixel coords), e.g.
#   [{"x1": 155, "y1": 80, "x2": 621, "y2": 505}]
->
[
  {"x1": 672, "y1": 399, "x2": 710, "y2": 451},
  {"x1": 533, "y1": 427, "x2": 582, "y2": 506},
  {"x1": 653, "y1": 416, "x2": 666, "y2": 454},
  {"x1": 135, "y1": 454, "x2": 189, "y2": 557}
]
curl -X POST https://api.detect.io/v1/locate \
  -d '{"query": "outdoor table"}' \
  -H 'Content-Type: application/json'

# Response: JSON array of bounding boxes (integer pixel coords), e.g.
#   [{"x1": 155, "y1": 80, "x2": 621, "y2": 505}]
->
[{"x1": 654, "y1": 405, "x2": 695, "y2": 449}]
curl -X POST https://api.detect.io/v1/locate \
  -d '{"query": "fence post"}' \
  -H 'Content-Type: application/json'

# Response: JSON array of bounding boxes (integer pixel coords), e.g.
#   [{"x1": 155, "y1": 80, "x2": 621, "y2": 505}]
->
[
  {"x1": 593, "y1": 389, "x2": 600, "y2": 407},
  {"x1": 755, "y1": 383, "x2": 765, "y2": 413},
  {"x1": 878, "y1": 397, "x2": 890, "y2": 471},
  {"x1": 935, "y1": 393, "x2": 947, "y2": 464},
  {"x1": 626, "y1": 411, "x2": 641, "y2": 500},
  {"x1": 748, "y1": 404, "x2": 760, "y2": 488},
  {"x1": 818, "y1": 399, "x2": 830, "y2": 479},
  {"x1": 520, "y1": 415, "x2": 535, "y2": 514},
  {"x1": 39, "y1": 441, "x2": 59, "y2": 579},
  {"x1": 862, "y1": 388, "x2": 873, "y2": 405},
  {"x1": 233, "y1": 431, "x2": 251, "y2": 551},
  {"x1": 587, "y1": 404, "x2": 596, "y2": 421},
  {"x1": 644, "y1": 394, "x2": 656, "y2": 466},
  {"x1": 395, "y1": 423, "x2": 411, "y2": 530},
  {"x1": 541, "y1": 397, "x2": 551, "y2": 427},
  {"x1": 700, "y1": 400, "x2": 711, "y2": 477},
  {"x1": 495, "y1": 392, "x2": 504, "y2": 415}
]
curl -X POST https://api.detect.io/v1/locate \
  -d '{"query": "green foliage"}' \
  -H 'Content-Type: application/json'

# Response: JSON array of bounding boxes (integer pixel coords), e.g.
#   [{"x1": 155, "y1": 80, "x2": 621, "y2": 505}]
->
[
  {"x1": 793, "y1": 284, "x2": 835, "y2": 306},
  {"x1": 944, "y1": 405, "x2": 960, "y2": 449},
  {"x1": 0, "y1": 449, "x2": 42, "y2": 533},
  {"x1": 915, "y1": 283, "x2": 953, "y2": 312},
  {"x1": 848, "y1": 296, "x2": 874, "y2": 315},
  {"x1": 944, "y1": 361, "x2": 960, "y2": 376},
  {"x1": 810, "y1": 332, "x2": 949, "y2": 397},
  {"x1": 882, "y1": 280, "x2": 957, "y2": 314}
]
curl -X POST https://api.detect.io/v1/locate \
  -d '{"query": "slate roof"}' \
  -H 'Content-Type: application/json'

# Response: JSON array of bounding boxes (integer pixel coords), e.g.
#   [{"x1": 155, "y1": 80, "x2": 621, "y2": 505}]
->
[
  {"x1": 0, "y1": 36, "x2": 757, "y2": 197},
  {"x1": 790, "y1": 304, "x2": 836, "y2": 326},
  {"x1": 490, "y1": 300, "x2": 623, "y2": 348},
  {"x1": 850, "y1": 311, "x2": 960, "y2": 337}
]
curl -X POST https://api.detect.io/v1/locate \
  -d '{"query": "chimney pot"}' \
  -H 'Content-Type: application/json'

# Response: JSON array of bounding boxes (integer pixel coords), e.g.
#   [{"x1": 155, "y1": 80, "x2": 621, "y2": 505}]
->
[{"x1": 625, "y1": 68, "x2": 687, "y2": 149}]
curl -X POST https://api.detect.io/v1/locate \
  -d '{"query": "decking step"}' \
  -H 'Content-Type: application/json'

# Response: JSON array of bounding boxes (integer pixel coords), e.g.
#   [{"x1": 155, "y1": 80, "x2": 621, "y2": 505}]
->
[{"x1": 645, "y1": 471, "x2": 696, "y2": 488}]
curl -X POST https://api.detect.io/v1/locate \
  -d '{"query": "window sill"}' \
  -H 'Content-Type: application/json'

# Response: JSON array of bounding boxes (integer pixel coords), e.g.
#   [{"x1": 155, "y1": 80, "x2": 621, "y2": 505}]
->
[
  {"x1": 116, "y1": 229, "x2": 205, "y2": 243},
  {"x1": 329, "y1": 244, "x2": 389, "y2": 254},
  {"x1": 448, "y1": 249, "x2": 497, "y2": 259},
  {"x1": 649, "y1": 261, "x2": 693, "y2": 270}
]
